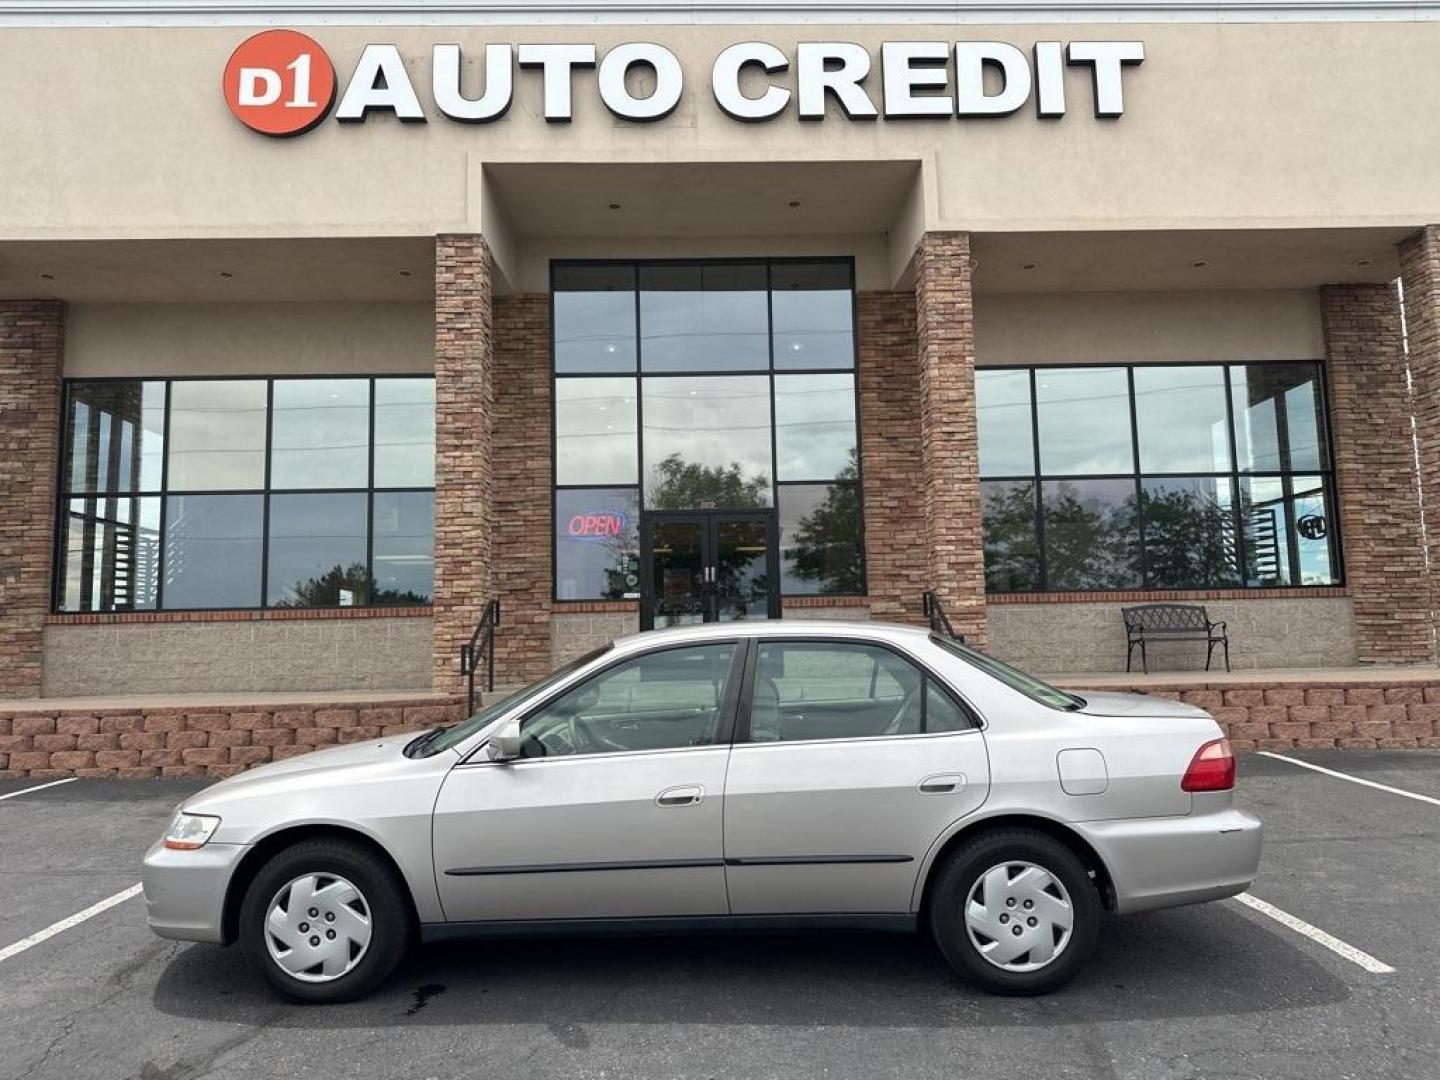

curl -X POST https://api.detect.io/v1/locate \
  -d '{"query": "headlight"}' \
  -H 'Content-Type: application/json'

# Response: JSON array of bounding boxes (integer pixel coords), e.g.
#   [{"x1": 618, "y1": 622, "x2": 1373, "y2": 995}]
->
[{"x1": 163, "y1": 811, "x2": 221, "y2": 850}]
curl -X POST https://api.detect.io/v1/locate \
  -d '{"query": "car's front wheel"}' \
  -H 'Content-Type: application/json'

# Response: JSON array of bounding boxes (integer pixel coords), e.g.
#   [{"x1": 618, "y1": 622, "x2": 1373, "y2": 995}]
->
[
  {"x1": 239, "y1": 838, "x2": 413, "y2": 1003},
  {"x1": 929, "y1": 828, "x2": 1100, "y2": 995}
]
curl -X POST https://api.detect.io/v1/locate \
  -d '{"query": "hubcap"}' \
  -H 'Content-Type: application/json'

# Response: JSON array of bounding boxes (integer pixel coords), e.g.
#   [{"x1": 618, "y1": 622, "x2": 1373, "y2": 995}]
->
[
  {"x1": 964, "y1": 861, "x2": 1074, "y2": 973},
  {"x1": 264, "y1": 873, "x2": 372, "y2": 983}
]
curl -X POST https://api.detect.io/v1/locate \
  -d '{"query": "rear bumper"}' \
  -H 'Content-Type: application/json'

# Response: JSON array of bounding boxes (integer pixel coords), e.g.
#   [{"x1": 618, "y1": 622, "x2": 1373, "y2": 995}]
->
[
  {"x1": 1075, "y1": 807, "x2": 1262, "y2": 914},
  {"x1": 142, "y1": 839, "x2": 248, "y2": 943}
]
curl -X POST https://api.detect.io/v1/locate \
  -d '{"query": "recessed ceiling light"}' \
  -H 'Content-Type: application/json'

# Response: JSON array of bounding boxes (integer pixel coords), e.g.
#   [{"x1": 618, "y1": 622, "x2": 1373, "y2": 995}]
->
[
  {"x1": 788, "y1": 199, "x2": 801, "y2": 209},
  {"x1": 1191, "y1": 260, "x2": 1209, "y2": 269},
  {"x1": 398, "y1": 269, "x2": 413, "y2": 278},
  {"x1": 1022, "y1": 262, "x2": 1038, "y2": 271},
  {"x1": 608, "y1": 202, "x2": 622, "y2": 210},
  {"x1": 38, "y1": 272, "x2": 55, "y2": 281},
  {"x1": 218, "y1": 271, "x2": 234, "y2": 279},
  {"x1": 1354, "y1": 258, "x2": 1373, "y2": 267}
]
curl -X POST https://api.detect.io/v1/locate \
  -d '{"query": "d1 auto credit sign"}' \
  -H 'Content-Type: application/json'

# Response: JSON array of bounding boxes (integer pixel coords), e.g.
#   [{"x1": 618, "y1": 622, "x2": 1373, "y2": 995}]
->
[{"x1": 223, "y1": 29, "x2": 336, "y2": 137}]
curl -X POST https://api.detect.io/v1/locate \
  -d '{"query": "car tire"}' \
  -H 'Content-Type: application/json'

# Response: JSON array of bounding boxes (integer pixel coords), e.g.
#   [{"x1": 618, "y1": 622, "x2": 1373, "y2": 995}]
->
[
  {"x1": 928, "y1": 828, "x2": 1100, "y2": 996},
  {"x1": 239, "y1": 837, "x2": 413, "y2": 1004}
]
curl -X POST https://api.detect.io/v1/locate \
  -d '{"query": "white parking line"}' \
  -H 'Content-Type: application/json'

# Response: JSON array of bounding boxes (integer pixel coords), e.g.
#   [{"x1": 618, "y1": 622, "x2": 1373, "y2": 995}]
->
[
  {"x1": 0, "y1": 884, "x2": 143, "y2": 966},
  {"x1": 0, "y1": 777, "x2": 77, "y2": 802},
  {"x1": 1234, "y1": 892, "x2": 1395, "y2": 974},
  {"x1": 1258, "y1": 751, "x2": 1440, "y2": 808}
]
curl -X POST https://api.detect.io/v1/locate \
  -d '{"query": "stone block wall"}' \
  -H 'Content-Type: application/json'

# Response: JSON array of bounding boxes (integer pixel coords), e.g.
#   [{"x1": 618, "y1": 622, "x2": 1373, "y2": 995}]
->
[
  {"x1": 0, "y1": 300, "x2": 64, "y2": 698},
  {"x1": 1321, "y1": 283, "x2": 1435, "y2": 663}
]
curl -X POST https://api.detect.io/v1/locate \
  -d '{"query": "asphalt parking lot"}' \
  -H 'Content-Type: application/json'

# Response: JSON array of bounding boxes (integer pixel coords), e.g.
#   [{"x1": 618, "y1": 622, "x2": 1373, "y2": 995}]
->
[{"x1": 1, "y1": 750, "x2": 1437, "y2": 1080}]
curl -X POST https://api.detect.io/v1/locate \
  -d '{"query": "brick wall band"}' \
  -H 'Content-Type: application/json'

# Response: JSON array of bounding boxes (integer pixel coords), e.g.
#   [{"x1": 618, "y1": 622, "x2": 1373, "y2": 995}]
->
[
  {"x1": 0, "y1": 300, "x2": 65, "y2": 699},
  {"x1": 1398, "y1": 228, "x2": 1440, "y2": 663},
  {"x1": 1320, "y1": 283, "x2": 1434, "y2": 663},
  {"x1": 913, "y1": 232, "x2": 987, "y2": 646},
  {"x1": 432, "y1": 235, "x2": 495, "y2": 693}
]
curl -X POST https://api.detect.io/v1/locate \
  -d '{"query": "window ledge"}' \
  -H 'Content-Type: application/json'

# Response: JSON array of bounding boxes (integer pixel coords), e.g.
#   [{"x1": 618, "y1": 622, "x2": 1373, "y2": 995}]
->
[
  {"x1": 986, "y1": 587, "x2": 1348, "y2": 605},
  {"x1": 46, "y1": 607, "x2": 433, "y2": 625}
]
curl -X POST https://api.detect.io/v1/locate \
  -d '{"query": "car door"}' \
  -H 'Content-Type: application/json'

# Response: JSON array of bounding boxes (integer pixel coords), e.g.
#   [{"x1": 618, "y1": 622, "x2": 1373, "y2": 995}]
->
[
  {"x1": 723, "y1": 637, "x2": 990, "y2": 915},
  {"x1": 432, "y1": 640, "x2": 742, "y2": 923}
]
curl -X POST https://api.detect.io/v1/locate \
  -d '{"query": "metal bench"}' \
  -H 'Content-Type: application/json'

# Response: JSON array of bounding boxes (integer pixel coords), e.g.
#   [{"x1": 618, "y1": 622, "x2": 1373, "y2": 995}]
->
[{"x1": 1122, "y1": 603, "x2": 1230, "y2": 674}]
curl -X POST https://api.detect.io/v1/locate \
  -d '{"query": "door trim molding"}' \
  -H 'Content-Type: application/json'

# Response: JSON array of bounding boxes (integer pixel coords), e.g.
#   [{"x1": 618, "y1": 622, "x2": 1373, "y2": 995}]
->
[{"x1": 444, "y1": 853, "x2": 913, "y2": 876}]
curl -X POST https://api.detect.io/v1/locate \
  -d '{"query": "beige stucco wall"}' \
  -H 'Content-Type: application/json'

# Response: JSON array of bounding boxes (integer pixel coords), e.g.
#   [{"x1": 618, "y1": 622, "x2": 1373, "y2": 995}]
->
[
  {"x1": 975, "y1": 289, "x2": 1325, "y2": 366},
  {"x1": 64, "y1": 301, "x2": 434, "y2": 377},
  {"x1": 986, "y1": 597, "x2": 1357, "y2": 674},
  {"x1": 42, "y1": 618, "x2": 433, "y2": 697},
  {"x1": 2, "y1": 23, "x2": 1439, "y2": 242}
]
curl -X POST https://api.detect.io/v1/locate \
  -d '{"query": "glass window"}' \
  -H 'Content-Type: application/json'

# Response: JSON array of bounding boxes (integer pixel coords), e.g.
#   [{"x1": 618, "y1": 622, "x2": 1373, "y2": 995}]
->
[
  {"x1": 1239, "y1": 475, "x2": 1338, "y2": 587},
  {"x1": 1134, "y1": 366, "x2": 1231, "y2": 473},
  {"x1": 518, "y1": 643, "x2": 736, "y2": 758},
  {"x1": 643, "y1": 375, "x2": 772, "y2": 508},
  {"x1": 977, "y1": 369, "x2": 1034, "y2": 477},
  {"x1": 778, "y1": 483, "x2": 863, "y2": 595},
  {"x1": 270, "y1": 378, "x2": 370, "y2": 489},
  {"x1": 1040, "y1": 479, "x2": 1140, "y2": 590},
  {"x1": 167, "y1": 380, "x2": 267, "y2": 491},
  {"x1": 1292, "y1": 475, "x2": 1337, "y2": 586},
  {"x1": 1139, "y1": 477, "x2": 1241, "y2": 588},
  {"x1": 771, "y1": 262, "x2": 855, "y2": 369},
  {"x1": 267, "y1": 493, "x2": 369, "y2": 608},
  {"x1": 554, "y1": 488, "x2": 641, "y2": 601},
  {"x1": 1036, "y1": 367, "x2": 1133, "y2": 475},
  {"x1": 750, "y1": 642, "x2": 970, "y2": 742},
  {"x1": 933, "y1": 636, "x2": 1083, "y2": 711},
  {"x1": 981, "y1": 481, "x2": 1040, "y2": 592},
  {"x1": 64, "y1": 381, "x2": 165, "y2": 493},
  {"x1": 774, "y1": 373, "x2": 856, "y2": 481},
  {"x1": 554, "y1": 378, "x2": 638, "y2": 485},
  {"x1": 1231, "y1": 363, "x2": 1327, "y2": 473},
  {"x1": 554, "y1": 264, "x2": 637, "y2": 374},
  {"x1": 373, "y1": 491, "x2": 434, "y2": 604},
  {"x1": 59, "y1": 495, "x2": 161, "y2": 612},
  {"x1": 162, "y1": 494, "x2": 263, "y2": 609},
  {"x1": 640, "y1": 263, "x2": 769, "y2": 372},
  {"x1": 374, "y1": 378, "x2": 435, "y2": 488}
]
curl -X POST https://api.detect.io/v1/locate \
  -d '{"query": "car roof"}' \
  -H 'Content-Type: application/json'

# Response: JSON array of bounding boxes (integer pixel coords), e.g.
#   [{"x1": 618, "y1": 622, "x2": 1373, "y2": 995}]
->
[{"x1": 611, "y1": 619, "x2": 936, "y2": 653}]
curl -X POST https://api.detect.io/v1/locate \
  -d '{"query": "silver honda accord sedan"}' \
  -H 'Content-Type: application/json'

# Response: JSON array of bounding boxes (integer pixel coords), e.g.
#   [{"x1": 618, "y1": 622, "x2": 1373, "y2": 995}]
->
[{"x1": 143, "y1": 621, "x2": 1261, "y2": 1003}]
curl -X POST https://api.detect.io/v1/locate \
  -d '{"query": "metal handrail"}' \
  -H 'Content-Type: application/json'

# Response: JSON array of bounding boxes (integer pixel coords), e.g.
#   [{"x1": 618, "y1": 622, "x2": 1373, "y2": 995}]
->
[
  {"x1": 922, "y1": 590, "x2": 963, "y2": 643},
  {"x1": 459, "y1": 599, "x2": 501, "y2": 716}
]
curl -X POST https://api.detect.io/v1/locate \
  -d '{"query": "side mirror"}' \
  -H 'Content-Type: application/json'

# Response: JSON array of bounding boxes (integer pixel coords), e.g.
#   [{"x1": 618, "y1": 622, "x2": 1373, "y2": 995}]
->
[{"x1": 485, "y1": 720, "x2": 523, "y2": 762}]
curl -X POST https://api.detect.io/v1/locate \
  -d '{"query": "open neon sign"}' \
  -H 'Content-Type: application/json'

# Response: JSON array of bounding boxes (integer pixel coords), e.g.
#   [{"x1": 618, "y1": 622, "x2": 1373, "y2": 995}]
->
[{"x1": 566, "y1": 510, "x2": 629, "y2": 541}]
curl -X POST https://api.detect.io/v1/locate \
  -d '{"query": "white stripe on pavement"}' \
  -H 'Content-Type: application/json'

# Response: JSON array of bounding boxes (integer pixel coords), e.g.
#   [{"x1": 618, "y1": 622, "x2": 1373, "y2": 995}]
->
[
  {"x1": 1234, "y1": 892, "x2": 1395, "y2": 974},
  {"x1": 0, "y1": 777, "x2": 77, "y2": 802},
  {"x1": 0, "y1": 884, "x2": 143, "y2": 965},
  {"x1": 1258, "y1": 751, "x2": 1440, "y2": 809}
]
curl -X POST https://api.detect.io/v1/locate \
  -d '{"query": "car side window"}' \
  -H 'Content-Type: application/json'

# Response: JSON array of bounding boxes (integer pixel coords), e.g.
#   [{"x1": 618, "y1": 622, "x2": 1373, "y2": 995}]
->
[
  {"x1": 749, "y1": 641, "x2": 977, "y2": 743},
  {"x1": 518, "y1": 643, "x2": 736, "y2": 758}
]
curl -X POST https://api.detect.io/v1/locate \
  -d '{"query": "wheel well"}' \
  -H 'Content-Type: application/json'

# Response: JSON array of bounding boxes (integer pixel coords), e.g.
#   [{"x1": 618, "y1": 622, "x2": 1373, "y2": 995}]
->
[
  {"x1": 220, "y1": 824, "x2": 418, "y2": 945},
  {"x1": 918, "y1": 815, "x2": 1117, "y2": 922}
]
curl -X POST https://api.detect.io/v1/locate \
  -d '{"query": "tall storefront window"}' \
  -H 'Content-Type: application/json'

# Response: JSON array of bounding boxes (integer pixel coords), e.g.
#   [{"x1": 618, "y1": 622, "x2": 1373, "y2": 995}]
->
[
  {"x1": 551, "y1": 259, "x2": 863, "y2": 601},
  {"x1": 977, "y1": 362, "x2": 1339, "y2": 593},
  {"x1": 57, "y1": 377, "x2": 436, "y2": 612}
]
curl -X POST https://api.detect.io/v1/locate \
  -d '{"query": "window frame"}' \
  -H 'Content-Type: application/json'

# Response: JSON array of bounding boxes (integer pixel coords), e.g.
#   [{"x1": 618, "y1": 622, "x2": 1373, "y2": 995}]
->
[
  {"x1": 53, "y1": 373, "x2": 437, "y2": 614},
  {"x1": 734, "y1": 636, "x2": 982, "y2": 746},
  {"x1": 978, "y1": 359, "x2": 1344, "y2": 594},
  {"x1": 549, "y1": 256, "x2": 867, "y2": 603}
]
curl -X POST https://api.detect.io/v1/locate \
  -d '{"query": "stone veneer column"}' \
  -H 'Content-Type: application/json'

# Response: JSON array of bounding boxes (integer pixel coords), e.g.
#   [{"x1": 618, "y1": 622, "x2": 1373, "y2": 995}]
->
[
  {"x1": 1399, "y1": 227, "x2": 1440, "y2": 662},
  {"x1": 857, "y1": 291, "x2": 927, "y2": 624},
  {"x1": 490, "y1": 294, "x2": 554, "y2": 683},
  {"x1": 1321, "y1": 284, "x2": 1435, "y2": 663},
  {"x1": 0, "y1": 300, "x2": 64, "y2": 698},
  {"x1": 913, "y1": 232, "x2": 987, "y2": 646},
  {"x1": 432, "y1": 236, "x2": 494, "y2": 693}
]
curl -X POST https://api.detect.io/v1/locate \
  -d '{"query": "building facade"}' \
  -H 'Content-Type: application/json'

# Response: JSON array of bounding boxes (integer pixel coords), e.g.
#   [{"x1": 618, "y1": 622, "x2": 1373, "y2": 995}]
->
[{"x1": 3, "y1": 1, "x2": 1440, "y2": 709}]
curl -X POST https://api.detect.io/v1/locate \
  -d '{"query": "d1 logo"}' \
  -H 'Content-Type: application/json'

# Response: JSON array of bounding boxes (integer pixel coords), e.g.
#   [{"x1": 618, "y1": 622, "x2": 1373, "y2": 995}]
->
[{"x1": 223, "y1": 29, "x2": 336, "y2": 137}]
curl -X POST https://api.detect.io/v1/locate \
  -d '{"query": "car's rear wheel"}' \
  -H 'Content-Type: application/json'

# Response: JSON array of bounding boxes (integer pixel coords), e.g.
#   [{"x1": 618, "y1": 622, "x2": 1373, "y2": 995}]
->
[
  {"x1": 239, "y1": 838, "x2": 413, "y2": 1004},
  {"x1": 929, "y1": 828, "x2": 1100, "y2": 996}
]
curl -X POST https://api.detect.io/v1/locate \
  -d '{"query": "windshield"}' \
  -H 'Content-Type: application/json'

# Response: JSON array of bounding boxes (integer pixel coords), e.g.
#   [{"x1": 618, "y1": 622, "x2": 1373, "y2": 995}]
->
[
  {"x1": 418, "y1": 645, "x2": 612, "y2": 756},
  {"x1": 931, "y1": 635, "x2": 1084, "y2": 711}
]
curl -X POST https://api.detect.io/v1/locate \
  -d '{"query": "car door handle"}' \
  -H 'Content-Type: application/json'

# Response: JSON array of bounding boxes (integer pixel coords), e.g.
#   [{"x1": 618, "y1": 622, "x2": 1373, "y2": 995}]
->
[
  {"x1": 656, "y1": 785, "x2": 704, "y2": 807},
  {"x1": 919, "y1": 773, "x2": 965, "y2": 795}
]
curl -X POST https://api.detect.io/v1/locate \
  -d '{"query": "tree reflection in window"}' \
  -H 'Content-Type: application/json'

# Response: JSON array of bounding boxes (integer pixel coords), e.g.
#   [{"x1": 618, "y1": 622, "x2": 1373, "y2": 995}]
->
[
  {"x1": 646, "y1": 454, "x2": 770, "y2": 510},
  {"x1": 782, "y1": 453, "x2": 864, "y2": 595}
]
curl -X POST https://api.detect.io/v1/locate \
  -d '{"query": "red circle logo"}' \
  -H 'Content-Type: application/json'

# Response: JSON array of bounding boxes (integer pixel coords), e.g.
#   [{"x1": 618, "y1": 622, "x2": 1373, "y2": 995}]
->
[{"x1": 223, "y1": 30, "x2": 335, "y2": 137}]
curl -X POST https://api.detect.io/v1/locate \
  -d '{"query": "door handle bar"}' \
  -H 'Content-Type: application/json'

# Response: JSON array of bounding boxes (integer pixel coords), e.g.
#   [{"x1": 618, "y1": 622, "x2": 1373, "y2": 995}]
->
[
  {"x1": 919, "y1": 773, "x2": 965, "y2": 795},
  {"x1": 656, "y1": 785, "x2": 704, "y2": 807}
]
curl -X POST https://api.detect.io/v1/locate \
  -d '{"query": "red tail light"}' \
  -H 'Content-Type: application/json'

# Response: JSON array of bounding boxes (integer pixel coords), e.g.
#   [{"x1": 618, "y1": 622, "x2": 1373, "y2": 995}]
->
[{"x1": 1181, "y1": 738, "x2": 1236, "y2": 792}]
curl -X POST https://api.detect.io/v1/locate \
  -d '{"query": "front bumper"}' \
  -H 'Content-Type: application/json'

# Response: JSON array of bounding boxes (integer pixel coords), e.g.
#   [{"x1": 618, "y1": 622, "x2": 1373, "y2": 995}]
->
[
  {"x1": 142, "y1": 839, "x2": 249, "y2": 943},
  {"x1": 1075, "y1": 806, "x2": 1263, "y2": 914}
]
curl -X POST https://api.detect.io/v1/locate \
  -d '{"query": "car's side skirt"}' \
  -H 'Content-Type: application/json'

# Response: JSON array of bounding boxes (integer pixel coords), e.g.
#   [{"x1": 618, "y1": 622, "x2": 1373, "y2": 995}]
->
[{"x1": 419, "y1": 913, "x2": 918, "y2": 943}]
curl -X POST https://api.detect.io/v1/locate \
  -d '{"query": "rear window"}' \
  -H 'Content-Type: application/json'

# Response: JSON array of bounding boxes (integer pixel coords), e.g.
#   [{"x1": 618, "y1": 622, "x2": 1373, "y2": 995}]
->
[{"x1": 931, "y1": 636, "x2": 1083, "y2": 711}]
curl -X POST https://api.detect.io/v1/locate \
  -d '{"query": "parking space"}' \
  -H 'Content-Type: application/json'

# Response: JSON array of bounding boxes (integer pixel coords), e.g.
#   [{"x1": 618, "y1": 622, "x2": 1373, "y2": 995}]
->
[{"x1": 2, "y1": 752, "x2": 1438, "y2": 1080}]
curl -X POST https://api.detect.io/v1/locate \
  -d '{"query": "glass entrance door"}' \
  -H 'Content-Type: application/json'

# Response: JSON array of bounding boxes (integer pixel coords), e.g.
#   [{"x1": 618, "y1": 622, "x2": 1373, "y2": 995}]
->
[{"x1": 641, "y1": 511, "x2": 778, "y2": 630}]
